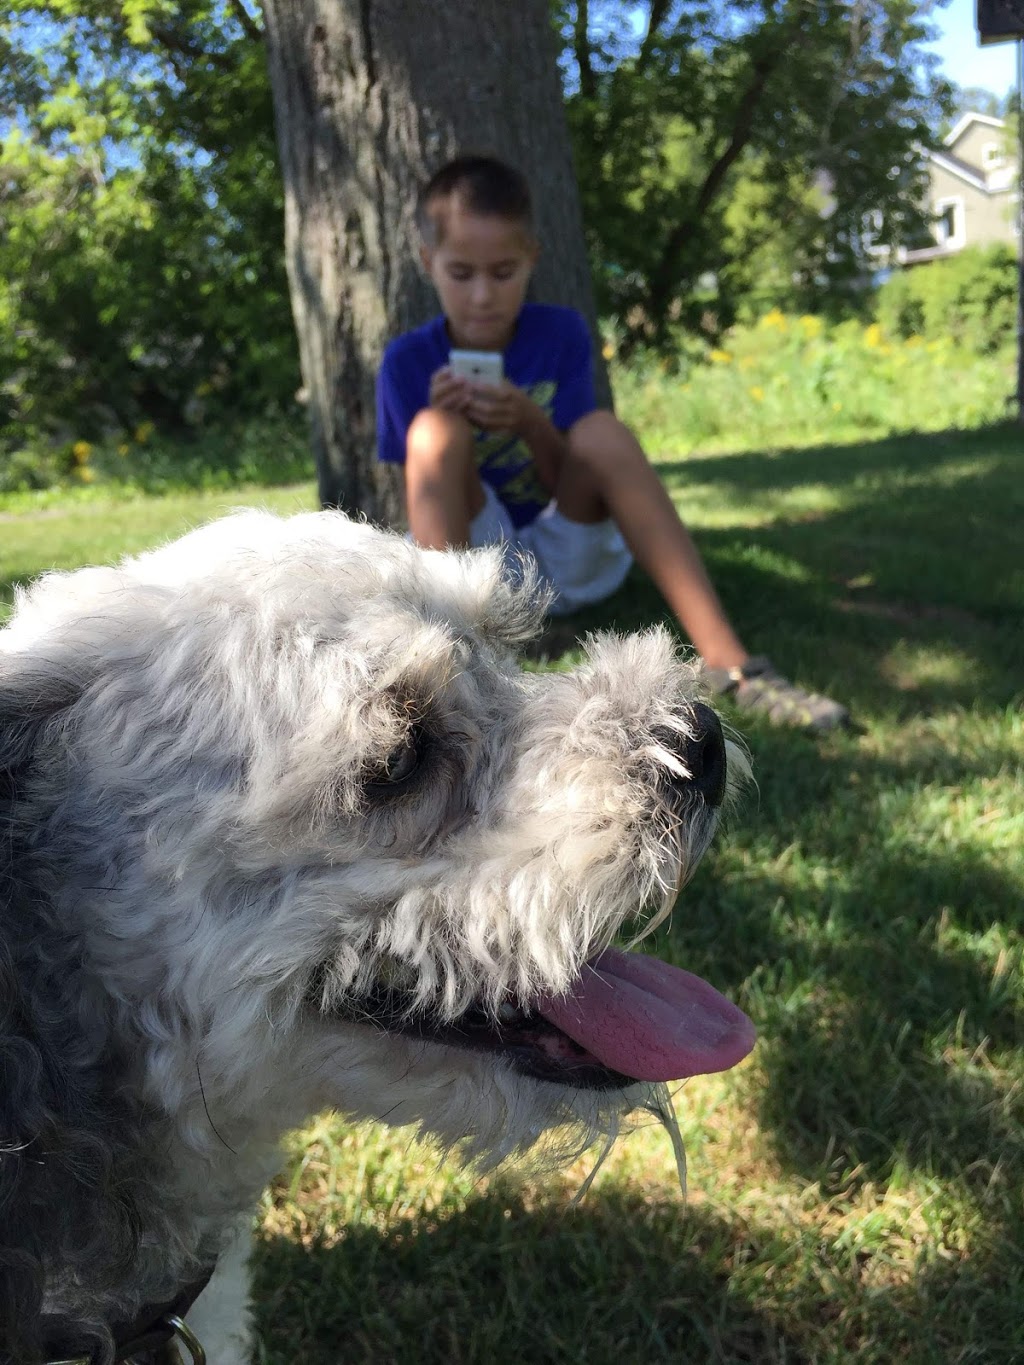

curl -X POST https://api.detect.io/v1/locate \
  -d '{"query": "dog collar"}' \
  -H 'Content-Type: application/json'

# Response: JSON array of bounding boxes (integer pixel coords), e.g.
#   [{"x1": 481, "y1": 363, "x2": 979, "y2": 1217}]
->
[{"x1": 43, "y1": 1266, "x2": 214, "y2": 1365}]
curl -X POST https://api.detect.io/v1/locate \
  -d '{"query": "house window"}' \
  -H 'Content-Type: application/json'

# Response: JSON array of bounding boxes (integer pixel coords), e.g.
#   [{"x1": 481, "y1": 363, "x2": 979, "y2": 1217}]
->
[
  {"x1": 982, "y1": 141, "x2": 1005, "y2": 170},
  {"x1": 934, "y1": 197, "x2": 965, "y2": 249}
]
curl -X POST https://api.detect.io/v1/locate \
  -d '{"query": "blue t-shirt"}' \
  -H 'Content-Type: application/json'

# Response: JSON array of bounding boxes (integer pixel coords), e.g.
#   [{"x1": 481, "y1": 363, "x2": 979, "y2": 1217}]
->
[{"x1": 376, "y1": 302, "x2": 597, "y2": 529}]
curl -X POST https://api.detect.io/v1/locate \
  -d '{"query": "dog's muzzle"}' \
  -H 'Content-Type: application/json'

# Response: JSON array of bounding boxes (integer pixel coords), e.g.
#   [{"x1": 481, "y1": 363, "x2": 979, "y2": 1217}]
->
[{"x1": 315, "y1": 701, "x2": 752, "y2": 1091}]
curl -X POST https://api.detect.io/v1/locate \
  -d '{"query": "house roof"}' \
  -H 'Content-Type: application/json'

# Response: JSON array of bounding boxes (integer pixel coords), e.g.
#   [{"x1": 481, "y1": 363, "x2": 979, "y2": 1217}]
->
[
  {"x1": 944, "y1": 111, "x2": 1005, "y2": 148},
  {"x1": 915, "y1": 111, "x2": 1013, "y2": 195},
  {"x1": 928, "y1": 149, "x2": 989, "y2": 191}
]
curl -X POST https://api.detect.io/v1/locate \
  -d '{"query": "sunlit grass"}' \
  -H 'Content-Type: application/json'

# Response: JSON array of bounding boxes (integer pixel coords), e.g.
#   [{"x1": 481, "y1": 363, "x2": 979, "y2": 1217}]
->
[{"x1": 0, "y1": 482, "x2": 314, "y2": 618}]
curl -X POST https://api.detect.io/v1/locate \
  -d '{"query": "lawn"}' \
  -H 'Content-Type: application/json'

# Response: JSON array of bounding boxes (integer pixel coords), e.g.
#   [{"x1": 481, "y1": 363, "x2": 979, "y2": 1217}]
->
[{"x1": 2, "y1": 413, "x2": 1021, "y2": 1363}]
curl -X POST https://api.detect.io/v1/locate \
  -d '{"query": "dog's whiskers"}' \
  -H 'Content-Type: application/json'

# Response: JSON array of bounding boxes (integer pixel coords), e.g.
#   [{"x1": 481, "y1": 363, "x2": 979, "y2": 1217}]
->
[
  {"x1": 643, "y1": 1084, "x2": 688, "y2": 1199},
  {"x1": 569, "y1": 1131, "x2": 618, "y2": 1207},
  {"x1": 196, "y1": 1061, "x2": 237, "y2": 1155}
]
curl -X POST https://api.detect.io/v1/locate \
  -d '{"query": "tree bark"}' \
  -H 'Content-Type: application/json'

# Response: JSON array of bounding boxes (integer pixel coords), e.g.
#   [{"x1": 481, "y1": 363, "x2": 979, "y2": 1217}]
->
[{"x1": 260, "y1": 0, "x2": 606, "y2": 522}]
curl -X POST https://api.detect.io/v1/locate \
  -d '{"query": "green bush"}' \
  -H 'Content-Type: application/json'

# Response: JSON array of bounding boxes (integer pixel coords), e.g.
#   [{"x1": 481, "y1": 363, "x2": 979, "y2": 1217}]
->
[
  {"x1": 872, "y1": 268, "x2": 925, "y2": 340},
  {"x1": 0, "y1": 446, "x2": 64, "y2": 494},
  {"x1": 610, "y1": 306, "x2": 1013, "y2": 453},
  {"x1": 0, "y1": 416, "x2": 312, "y2": 499},
  {"x1": 875, "y1": 245, "x2": 1017, "y2": 354}
]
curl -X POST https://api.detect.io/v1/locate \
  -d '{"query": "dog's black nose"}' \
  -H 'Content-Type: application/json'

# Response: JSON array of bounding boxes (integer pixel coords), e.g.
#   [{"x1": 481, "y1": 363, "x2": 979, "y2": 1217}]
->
[{"x1": 665, "y1": 703, "x2": 728, "y2": 808}]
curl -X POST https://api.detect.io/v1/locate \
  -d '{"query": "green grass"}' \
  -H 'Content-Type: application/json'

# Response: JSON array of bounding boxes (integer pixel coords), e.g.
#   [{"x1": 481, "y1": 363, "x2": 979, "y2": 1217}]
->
[
  {"x1": 0, "y1": 483, "x2": 315, "y2": 615},
  {"x1": 2, "y1": 405, "x2": 1022, "y2": 1362}
]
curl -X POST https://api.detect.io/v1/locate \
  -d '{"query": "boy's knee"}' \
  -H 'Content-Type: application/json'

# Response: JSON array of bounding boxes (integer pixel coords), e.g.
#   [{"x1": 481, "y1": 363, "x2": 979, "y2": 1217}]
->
[
  {"x1": 568, "y1": 409, "x2": 621, "y2": 442},
  {"x1": 406, "y1": 407, "x2": 474, "y2": 467},
  {"x1": 567, "y1": 409, "x2": 643, "y2": 471}
]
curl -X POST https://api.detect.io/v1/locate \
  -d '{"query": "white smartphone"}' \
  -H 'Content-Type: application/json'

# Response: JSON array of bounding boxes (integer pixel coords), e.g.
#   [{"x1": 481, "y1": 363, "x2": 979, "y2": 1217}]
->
[{"x1": 449, "y1": 349, "x2": 504, "y2": 386}]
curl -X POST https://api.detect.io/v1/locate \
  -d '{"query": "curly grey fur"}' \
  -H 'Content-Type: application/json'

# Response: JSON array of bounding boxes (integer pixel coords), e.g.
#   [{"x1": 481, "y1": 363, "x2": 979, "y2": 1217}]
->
[
  {"x1": 0, "y1": 681, "x2": 192, "y2": 1362},
  {"x1": 0, "y1": 510, "x2": 745, "y2": 1361}
]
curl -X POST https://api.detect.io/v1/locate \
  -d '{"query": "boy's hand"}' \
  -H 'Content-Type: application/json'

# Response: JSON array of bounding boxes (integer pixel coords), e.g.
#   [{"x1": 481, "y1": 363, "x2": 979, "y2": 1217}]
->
[
  {"x1": 429, "y1": 366, "x2": 471, "y2": 414},
  {"x1": 464, "y1": 380, "x2": 530, "y2": 434}
]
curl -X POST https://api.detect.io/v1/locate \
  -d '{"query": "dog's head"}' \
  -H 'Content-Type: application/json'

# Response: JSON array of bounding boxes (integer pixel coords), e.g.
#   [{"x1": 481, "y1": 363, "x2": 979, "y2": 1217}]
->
[{"x1": 1, "y1": 511, "x2": 752, "y2": 1226}]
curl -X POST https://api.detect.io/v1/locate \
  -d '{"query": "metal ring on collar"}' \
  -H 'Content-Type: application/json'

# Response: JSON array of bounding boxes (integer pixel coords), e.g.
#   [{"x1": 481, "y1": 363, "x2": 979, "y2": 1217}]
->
[
  {"x1": 161, "y1": 1314, "x2": 207, "y2": 1365},
  {"x1": 46, "y1": 1314, "x2": 207, "y2": 1365}
]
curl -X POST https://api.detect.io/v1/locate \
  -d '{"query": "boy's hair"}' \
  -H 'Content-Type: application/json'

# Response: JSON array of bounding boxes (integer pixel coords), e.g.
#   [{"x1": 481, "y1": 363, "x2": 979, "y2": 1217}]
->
[{"x1": 417, "y1": 155, "x2": 534, "y2": 246}]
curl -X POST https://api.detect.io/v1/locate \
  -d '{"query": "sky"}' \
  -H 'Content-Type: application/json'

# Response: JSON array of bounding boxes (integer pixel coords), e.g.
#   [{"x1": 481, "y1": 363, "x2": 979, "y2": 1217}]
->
[{"x1": 924, "y1": 0, "x2": 1019, "y2": 95}]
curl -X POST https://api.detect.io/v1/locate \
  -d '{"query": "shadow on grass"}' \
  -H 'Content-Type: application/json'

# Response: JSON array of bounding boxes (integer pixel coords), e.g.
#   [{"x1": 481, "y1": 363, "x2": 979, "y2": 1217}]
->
[
  {"x1": 534, "y1": 420, "x2": 1022, "y2": 707},
  {"x1": 659, "y1": 418, "x2": 1022, "y2": 490},
  {"x1": 619, "y1": 701, "x2": 1023, "y2": 1200},
  {"x1": 589, "y1": 702, "x2": 1023, "y2": 1211},
  {"x1": 252, "y1": 1182, "x2": 1023, "y2": 1363},
  {"x1": 252, "y1": 1190, "x2": 803, "y2": 1364},
  {"x1": 724, "y1": 752, "x2": 1021, "y2": 1191},
  {"x1": 523, "y1": 422, "x2": 1023, "y2": 1274}
]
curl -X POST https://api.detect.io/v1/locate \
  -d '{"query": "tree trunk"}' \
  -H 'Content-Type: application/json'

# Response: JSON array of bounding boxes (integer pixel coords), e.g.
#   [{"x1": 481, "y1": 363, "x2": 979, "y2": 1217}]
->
[{"x1": 261, "y1": 0, "x2": 607, "y2": 522}]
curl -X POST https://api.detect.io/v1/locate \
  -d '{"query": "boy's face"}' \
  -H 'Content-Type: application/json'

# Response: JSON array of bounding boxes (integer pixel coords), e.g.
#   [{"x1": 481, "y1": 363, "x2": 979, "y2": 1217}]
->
[{"x1": 420, "y1": 204, "x2": 538, "y2": 351}]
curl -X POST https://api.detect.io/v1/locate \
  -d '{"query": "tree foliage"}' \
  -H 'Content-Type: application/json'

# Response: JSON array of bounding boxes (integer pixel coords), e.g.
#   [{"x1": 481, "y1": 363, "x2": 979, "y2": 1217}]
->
[
  {"x1": 559, "y1": 0, "x2": 954, "y2": 344},
  {"x1": 1, "y1": 1, "x2": 295, "y2": 449},
  {"x1": 945, "y1": 81, "x2": 1017, "y2": 128}
]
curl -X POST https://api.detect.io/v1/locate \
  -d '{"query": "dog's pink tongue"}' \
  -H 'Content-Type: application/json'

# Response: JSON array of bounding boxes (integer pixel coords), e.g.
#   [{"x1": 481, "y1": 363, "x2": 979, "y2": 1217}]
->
[{"x1": 536, "y1": 947, "x2": 755, "y2": 1081}]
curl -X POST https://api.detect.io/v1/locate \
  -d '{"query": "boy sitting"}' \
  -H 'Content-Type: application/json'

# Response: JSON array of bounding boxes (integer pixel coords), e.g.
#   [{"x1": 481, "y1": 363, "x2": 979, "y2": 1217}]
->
[{"x1": 376, "y1": 155, "x2": 848, "y2": 732}]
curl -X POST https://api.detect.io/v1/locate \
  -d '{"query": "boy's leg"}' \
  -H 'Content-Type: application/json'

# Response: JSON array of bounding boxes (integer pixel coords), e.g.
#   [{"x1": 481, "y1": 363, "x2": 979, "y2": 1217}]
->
[
  {"x1": 402, "y1": 405, "x2": 848, "y2": 730},
  {"x1": 558, "y1": 410, "x2": 746, "y2": 670},
  {"x1": 405, "y1": 408, "x2": 485, "y2": 549},
  {"x1": 559, "y1": 411, "x2": 849, "y2": 730}
]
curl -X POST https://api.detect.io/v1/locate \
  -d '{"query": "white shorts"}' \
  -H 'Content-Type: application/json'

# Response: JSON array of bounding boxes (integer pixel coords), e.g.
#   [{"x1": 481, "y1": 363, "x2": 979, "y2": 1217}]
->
[{"x1": 469, "y1": 483, "x2": 633, "y2": 617}]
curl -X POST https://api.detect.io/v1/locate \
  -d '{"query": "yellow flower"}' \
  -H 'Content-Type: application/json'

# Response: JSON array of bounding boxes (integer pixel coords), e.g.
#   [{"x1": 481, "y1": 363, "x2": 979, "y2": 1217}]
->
[
  {"x1": 832, "y1": 401, "x2": 843, "y2": 412},
  {"x1": 863, "y1": 323, "x2": 883, "y2": 348},
  {"x1": 759, "y1": 307, "x2": 788, "y2": 331},
  {"x1": 799, "y1": 314, "x2": 823, "y2": 338},
  {"x1": 749, "y1": 386, "x2": 765, "y2": 402},
  {"x1": 905, "y1": 335, "x2": 923, "y2": 348},
  {"x1": 71, "y1": 440, "x2": 92, "y2": 464},
  {"x1": 709, "y1": 348, "x2": 732, "y2": 365},
  {"x1": 134, "y1": 421, "x2": 155, "y2": 443},
  {"x1": 602, "y1": 342, "x2": 615, "y2": 360},
  {"x1": 117, "y1": 443, "x2": 130, "y2": 457},
  {"x1": 75, "y1": 465, "x2": 96, "y2": 483},
  {"x1": 738, "y1": 355, "x2": 756, "y2": 370}
]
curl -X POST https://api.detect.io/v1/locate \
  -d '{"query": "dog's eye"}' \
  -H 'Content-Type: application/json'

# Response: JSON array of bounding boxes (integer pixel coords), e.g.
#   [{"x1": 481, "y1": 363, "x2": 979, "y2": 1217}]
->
[{"x1": 365, "y1": 727, "x2": 423, "y2": 793}]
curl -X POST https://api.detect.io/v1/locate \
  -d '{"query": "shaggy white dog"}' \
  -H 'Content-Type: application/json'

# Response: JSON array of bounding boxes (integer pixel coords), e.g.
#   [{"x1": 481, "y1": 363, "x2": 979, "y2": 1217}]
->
[{"x1": 0, "y1": 510, "x2": 753, "y2": 1364}]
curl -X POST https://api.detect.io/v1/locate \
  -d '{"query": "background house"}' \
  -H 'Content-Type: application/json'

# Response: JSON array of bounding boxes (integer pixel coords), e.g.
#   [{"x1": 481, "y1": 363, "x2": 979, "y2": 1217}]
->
[{"x1": 900, "y1": 111, "x2": 1020, "y2": 264}]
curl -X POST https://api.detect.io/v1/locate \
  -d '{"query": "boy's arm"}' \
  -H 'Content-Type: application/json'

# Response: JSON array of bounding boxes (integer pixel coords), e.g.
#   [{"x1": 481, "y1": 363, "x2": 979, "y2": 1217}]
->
[
  {"x1": 513, "y1": 396, "x2": 569, "y2": 494},
  {"x1": 464, "y1": 384, "x2": 567, "y2": 493},
  {"x1": 467, "y1": 305, "x2": 599, "y2": 492}
]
